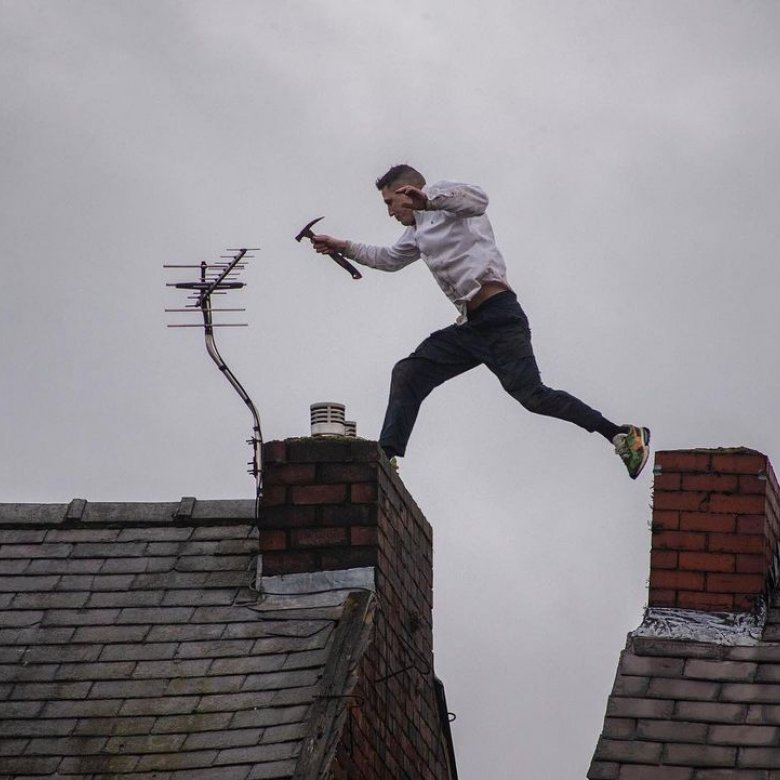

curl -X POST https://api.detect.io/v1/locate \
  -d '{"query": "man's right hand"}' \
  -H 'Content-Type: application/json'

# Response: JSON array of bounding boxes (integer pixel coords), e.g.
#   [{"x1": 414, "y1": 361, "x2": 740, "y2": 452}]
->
[{"x1": 311, "y1": 234, "x2": 347, "y2": 254}]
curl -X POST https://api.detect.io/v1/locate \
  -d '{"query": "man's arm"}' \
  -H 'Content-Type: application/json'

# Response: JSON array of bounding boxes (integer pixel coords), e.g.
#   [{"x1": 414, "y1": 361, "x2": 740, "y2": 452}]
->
[
  {"x1": 396, "y1": 182, "x2": 489, "y2": 217},
  {"x1": 312, "y1": 231, "x2": 420, "y2": 272}
]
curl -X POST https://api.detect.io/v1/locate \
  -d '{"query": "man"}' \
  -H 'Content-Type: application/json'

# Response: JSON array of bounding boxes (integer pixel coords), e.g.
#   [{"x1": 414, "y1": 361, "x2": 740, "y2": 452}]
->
[{"x1": 312, "y1": 164, "x2": 650, "y2": 479}]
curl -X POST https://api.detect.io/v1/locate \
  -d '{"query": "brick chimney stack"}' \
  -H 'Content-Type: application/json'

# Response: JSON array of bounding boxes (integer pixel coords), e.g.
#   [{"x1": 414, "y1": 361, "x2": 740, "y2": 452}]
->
[
  {"x1": 650, "y1": 448, "x2": 780, "y2": 612},
  {"x1": 259, "y1": 437, "x2": 455, "y2": 779}
]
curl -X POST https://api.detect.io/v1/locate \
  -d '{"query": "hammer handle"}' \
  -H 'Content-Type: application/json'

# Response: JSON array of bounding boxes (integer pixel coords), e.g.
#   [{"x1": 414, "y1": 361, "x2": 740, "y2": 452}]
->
[{"x1": 327, "y1": 251, "x2": 362, "y2": 280}]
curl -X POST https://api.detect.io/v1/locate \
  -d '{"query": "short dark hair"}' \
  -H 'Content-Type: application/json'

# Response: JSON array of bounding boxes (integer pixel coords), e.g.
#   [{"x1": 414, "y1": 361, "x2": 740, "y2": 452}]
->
[{"x1": 375, "y1": 164, "x2": 426, "y2": 191}]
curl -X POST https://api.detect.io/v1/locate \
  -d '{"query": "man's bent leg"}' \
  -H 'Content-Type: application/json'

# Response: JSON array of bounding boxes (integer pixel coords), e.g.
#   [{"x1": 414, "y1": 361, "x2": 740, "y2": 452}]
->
[{"x1": 379, "y1": 328, "x2": 479, "y2": 458}]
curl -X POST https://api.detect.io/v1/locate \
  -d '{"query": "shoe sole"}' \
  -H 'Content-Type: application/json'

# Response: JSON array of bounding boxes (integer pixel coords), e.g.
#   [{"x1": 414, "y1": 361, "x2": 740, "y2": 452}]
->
[{"x1": 630, "y1": 427, "x2": 651, "y2": 480}]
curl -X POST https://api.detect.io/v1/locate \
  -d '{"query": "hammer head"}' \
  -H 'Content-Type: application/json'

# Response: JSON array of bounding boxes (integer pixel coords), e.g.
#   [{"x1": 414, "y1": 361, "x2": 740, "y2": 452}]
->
[{"x1": 295, "y1": 216, "x2": 325, "y2": 242}]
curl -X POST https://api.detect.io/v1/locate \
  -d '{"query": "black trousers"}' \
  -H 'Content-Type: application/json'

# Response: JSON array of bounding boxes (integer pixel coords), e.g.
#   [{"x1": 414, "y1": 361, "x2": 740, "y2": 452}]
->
[{"x1": 379, "y1": 291, "x2": 606, "y2": 457}]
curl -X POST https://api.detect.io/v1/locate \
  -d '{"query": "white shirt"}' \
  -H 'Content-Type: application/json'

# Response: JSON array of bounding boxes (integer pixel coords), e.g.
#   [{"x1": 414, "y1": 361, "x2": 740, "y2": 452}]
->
[{"x1": 344, "y1": 180, "x2": 511, "y2": 323}]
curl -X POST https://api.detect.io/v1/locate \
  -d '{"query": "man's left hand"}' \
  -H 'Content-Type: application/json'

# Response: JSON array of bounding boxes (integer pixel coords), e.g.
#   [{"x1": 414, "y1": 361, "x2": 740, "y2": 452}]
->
[{"x1": 395, "y1": 185, "x2": 429, "y2": 211}]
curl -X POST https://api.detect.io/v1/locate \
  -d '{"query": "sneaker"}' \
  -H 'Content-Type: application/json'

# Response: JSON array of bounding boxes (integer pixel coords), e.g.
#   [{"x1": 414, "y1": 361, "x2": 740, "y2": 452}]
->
[{"x1": 613, "y1": 425, "x2": 651, "y2": 479}]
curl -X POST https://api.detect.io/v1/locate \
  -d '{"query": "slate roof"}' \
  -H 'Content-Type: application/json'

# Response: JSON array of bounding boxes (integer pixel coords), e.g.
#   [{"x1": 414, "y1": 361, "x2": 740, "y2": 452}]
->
[
  {"x1": 0, "y1": 500, "x2": 374, "y2": 779},
  {"x1": 589, "y1": 595, "x2": 780, "y2": 779}
]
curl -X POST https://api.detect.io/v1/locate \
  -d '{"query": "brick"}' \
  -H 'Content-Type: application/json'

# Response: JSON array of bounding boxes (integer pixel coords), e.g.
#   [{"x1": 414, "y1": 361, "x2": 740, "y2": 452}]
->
[
  {"x1": 290, "y1": 527, "x2": 348, "y2": 548},
  {"x1": 736, "y1": 554, "x2": 765, "y2": 574},
  {"x1": 708, "y1": 534, "x2": 765, "y2": 554},
  {"x1": 654, "y1": 472, "x2": 682, "y2": 490},
  {"x1": 650, "y1": 570, "x2": 705, "y2": 591},
  {"x1": 320, "y1": 463, "x2": 377, "y2": 483},
  {"x1": 656, "y1": 451, "x2": 712, "y2": 472},
  {"x1": 711, "y1": 452, "x2": 766, "y2": 474},
  {"x1": 652, "y1": 530, "x2": 707, "y2": 551},
  {"x1": 350, "y1": 526, "x2": 378, "y2": 546},
  {"x1": 262, "y1": 505, "x2": 318, "y2": 529},
  {"x1": 649, "y1": 589, "x2": 678, "y2": 607},
  {"x1": 654, "y1": 491, "x2": 710, "y2": 512},
  {"x1": 261, "y1": 485, "x2": 287, "y2": 507},
  {"x1": 321, "y1": 504, "x2": 376, "y2": 527},
  {"x1": 262, "y1": 440, "x2": 287, "y2": 464},
  {"x1": 707, "y1": 573, "x2": 765, "y2": 594},
  {"x1": 738, "y1": 515, "x2": 767, "y2": 534},
  {"x1": 652, "y1": 511, "x2": 681, "y2": 530},
  {"x1": 680, "y1": 512, "x2": 736, "y2": 533},
  {"x1": 681, "y1": 474, "x2": 739, "y2": 493},
  {"x1": 320, "y1": 547, "x2": 377, "y2": 570},
  {"x1": 260, "y1": 551, "x2": 318, "y2": 576},
  {"x1": 263, "y1": 463, "x2": 317, "y2": 486},
  {"x1": 679, "y1": 552, "x2": 735, "y2": 572},
  {"x1": 290, "y1": 484, "x2": 347, "y2": 505},
  {"x1": 709, "y1": 494, "x2": 767, "y2": 514},
  {"x1": 351, "y1": 483, "x2": 377, "y2": 503},
  {"x1": 257, "y1": 529, "x2": 287, "y2": 551}
]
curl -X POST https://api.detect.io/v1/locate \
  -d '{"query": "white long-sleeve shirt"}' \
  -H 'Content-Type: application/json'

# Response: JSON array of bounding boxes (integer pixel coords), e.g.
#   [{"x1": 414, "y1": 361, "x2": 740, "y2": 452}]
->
[{"x1": 343, "y1": 180, "x2": 511, "y2": 323}]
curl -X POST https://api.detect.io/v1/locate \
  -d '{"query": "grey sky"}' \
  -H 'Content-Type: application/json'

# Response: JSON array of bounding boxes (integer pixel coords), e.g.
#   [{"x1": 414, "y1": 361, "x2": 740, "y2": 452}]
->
[{"x1": 2, "y1": 2, "x2": 779, "y2": 776}]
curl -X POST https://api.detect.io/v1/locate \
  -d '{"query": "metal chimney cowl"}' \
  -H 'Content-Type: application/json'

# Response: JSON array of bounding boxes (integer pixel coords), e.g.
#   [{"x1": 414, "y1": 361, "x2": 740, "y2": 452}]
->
[{"x1": 310, "y1": 402, "x2": 357, "y2": 437}]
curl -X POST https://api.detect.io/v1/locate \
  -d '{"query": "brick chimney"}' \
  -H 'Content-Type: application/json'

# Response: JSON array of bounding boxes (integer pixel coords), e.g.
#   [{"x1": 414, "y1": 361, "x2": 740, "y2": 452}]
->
[
  {"x1": 650, "y1": 447, "x2": 780, "y2": 612},
  {"x1": 259, "y1": 437, "x2": 456, "y2": 779}
]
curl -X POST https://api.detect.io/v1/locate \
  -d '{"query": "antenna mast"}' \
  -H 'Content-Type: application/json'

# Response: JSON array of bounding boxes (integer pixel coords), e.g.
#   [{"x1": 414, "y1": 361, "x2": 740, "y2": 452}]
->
[{"x1": 164, "y1": 248, "x2": 263, "y2": 506}]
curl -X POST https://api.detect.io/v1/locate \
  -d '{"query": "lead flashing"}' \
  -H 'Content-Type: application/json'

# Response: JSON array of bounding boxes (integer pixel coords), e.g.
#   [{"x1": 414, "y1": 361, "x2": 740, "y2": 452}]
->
[{"x1": 632, "y1": 602, "x2": 767, "y2": 646}]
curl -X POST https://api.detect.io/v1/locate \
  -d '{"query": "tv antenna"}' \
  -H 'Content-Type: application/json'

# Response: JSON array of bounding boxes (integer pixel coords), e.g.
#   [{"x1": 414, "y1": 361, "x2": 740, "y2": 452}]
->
[{"x1": 164, "y1": 248, "x2": 263, "y2": 509}]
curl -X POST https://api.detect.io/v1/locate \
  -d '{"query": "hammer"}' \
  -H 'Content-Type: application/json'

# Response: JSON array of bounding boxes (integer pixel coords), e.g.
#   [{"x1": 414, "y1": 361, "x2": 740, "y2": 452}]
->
[{"x1": 295, "y1": 216, "x2": 362, "y2": 280}]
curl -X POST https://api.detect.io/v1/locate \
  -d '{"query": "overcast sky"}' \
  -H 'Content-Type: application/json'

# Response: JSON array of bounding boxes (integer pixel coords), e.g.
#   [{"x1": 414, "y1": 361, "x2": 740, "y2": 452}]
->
[{"x1": 2, "y1": 1, "x2": 779, "y2": 777}]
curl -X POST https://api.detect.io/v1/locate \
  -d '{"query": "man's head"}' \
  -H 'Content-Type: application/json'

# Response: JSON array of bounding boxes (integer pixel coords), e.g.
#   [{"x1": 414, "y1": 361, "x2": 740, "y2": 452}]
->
[{"x1": 375, "y1": 164, "x2": 426, "y2": 227}]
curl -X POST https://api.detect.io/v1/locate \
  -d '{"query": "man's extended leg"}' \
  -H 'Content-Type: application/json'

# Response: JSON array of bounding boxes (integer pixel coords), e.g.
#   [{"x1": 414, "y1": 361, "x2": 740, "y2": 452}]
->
[
  {"x1": 475, "y1": 294, "x2": 650, "y2": 477},
  {"x1": 379, "y1": 327, "x2": 479, "y2": 458}
]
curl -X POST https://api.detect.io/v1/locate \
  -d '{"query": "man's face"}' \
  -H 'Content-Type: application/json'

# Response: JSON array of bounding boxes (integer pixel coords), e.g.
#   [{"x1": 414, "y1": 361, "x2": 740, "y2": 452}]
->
[{"x1": 381, "y1": 185, "x2": 416, "y2": 227}]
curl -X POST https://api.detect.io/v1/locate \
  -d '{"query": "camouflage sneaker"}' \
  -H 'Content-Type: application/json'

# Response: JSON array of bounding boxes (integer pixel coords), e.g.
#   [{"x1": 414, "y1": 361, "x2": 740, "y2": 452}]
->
[{"x1": 613, "y1": 425, "x2": 651, "y2": 479}]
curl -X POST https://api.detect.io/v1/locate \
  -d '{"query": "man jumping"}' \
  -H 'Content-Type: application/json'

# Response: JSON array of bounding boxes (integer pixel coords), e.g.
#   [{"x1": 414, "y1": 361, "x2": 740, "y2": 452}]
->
[{"x1": 312, "y1": 164, "x2": 650, "y2": 479}]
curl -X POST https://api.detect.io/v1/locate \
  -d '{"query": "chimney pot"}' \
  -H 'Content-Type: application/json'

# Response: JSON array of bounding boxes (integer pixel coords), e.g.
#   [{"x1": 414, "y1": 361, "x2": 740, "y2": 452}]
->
[{"x1": 310, "y1": 402, "x2": 346, "y2": 437}]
